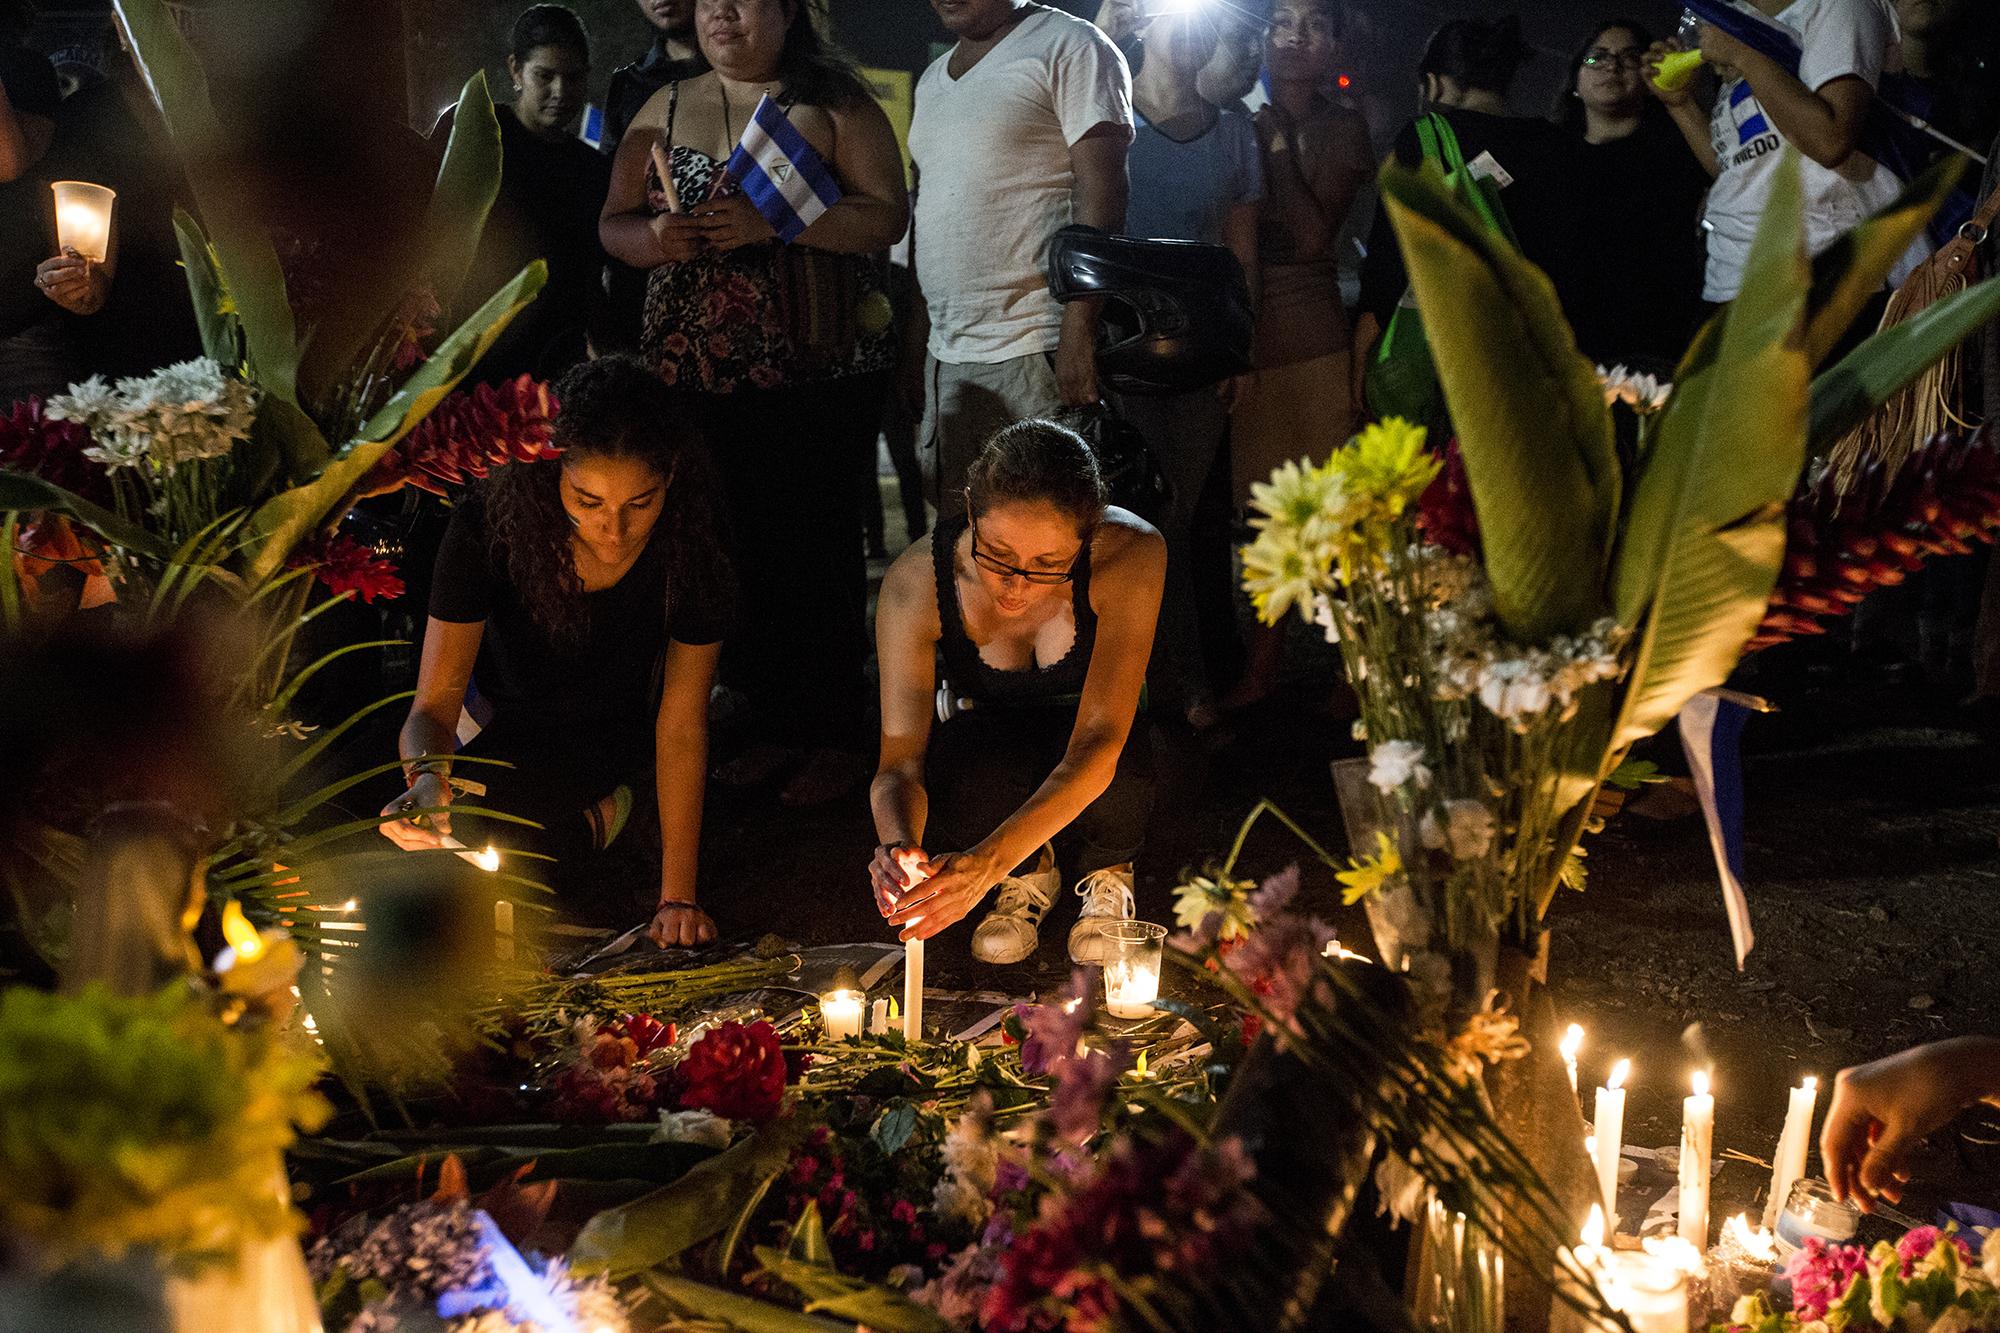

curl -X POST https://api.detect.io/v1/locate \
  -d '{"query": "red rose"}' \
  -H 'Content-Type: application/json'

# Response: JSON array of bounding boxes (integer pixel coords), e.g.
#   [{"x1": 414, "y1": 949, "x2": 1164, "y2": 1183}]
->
[{"x1": 678, "y1": 1020, "x2": 788, "y2": 1122}]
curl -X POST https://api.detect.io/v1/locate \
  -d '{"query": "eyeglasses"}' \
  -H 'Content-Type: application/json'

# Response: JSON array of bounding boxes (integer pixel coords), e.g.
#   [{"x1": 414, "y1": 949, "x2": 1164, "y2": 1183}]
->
[
  {"x1": 1581, "y1": 47, "x2": 1645, "y2": 70},
  {"x1": 964, "y1": 492, "x2": 1084, "y2": 585}
]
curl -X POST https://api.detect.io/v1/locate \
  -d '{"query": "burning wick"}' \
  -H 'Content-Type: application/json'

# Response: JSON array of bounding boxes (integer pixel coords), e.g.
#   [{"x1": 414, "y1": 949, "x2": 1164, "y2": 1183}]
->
[{"x1": 438, "y1": 833, "x2": 501, "y2": 872}]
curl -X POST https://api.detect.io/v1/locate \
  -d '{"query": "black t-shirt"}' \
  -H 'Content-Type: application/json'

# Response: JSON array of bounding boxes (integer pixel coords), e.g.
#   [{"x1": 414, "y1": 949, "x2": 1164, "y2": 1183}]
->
[
  {"x1": 601, "y1": 39, "x2": 709, "y2": 157},
  {"x1": 1359, "y1": 108, "x2": 1580, "y2": 329},
  {"x1": 427, "y1": 491, "x2": 725, "y2": 745},
  {"x1": 441, "y1": 106, "x2": 613, "y2": 382},
  {"x1": 1560, "y1": 115, "x2": 1712, "y2": 369}
]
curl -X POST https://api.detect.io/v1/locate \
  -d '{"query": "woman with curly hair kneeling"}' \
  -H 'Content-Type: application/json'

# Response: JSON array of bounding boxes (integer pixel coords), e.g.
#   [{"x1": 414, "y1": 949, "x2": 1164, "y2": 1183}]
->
[{"x1": 380, "y1": 354, "x2": 734, "y2": 946}]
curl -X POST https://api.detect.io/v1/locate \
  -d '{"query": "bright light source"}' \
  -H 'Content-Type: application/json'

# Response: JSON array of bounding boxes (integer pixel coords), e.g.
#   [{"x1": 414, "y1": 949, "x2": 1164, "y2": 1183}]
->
[
  {"x1": 1337, "y1": 74, "x2": 1352, "y2": 88},
  {"x1": 1607, "y1": 1058, "x2": 1630, "y2": 1091},
  {"x1": 1692, "y1": 1069, "x2": 1710, "y2": 1097},
  {"x1": 1560, "y1": 1023, "x2": 1584, "y2": 1062}
]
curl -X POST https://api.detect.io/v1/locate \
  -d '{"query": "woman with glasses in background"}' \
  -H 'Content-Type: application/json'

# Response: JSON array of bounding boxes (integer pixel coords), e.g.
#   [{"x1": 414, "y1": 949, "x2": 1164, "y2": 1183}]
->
[
  {"x1": 868, "y1": 420, "x2": 1165, "y2": 969},
  {"x1": 1556, "y1": 18, "x2": 1711, "y2": 369}
]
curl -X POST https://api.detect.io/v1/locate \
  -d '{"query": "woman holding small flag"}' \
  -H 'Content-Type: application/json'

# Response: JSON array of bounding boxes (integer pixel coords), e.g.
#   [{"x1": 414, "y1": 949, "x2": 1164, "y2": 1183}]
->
[{"x1": 601, "y1": 0, "x2": 908, "y2": 808}]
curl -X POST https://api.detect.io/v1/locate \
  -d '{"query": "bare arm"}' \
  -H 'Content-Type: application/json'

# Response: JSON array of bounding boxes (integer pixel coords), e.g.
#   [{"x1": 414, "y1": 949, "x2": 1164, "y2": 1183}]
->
[
  {"x1": 600, "y1": 89, "x2": 709, "y2": 267},
  {"x1": 792, "y1": 95, "x2": 910, "y2": 253},
  {"x1": 1221, "y1": 199, "x2": 1260, "y2": 312},
  {"x1": 871, "y1": 547, "x2": 938, "y2": 852},
  {"x1": 654, "y1": 638, "x2": 720, "y2": 907},
  {"x1": 1054, "y1": 124, "x2": 1133, "y2": 405},
  {"x1": 1643, "y1": 42, "x2": 1722, "y2": 177},
  {"x1": 381, "y1": 617, "x2": 482, "y2": 850},
  {"x1": 1701, "y1": 25, "x2": 1871, "y2": 169}
]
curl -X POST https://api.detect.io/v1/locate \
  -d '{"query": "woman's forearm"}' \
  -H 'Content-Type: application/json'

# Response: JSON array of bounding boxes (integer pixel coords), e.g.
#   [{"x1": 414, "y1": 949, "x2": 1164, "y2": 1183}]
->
[
  {"x1": 656, "y1": 730, "x2": 707, "y2": 903},
  {"x1": 796, "y1": 196, "x2": 908, "y2": 254},
  {"x1": 973, "y1": 740, "x2": 1120, "y2": 874},
  {"x1": 398, "y1": 711, "x2": 457, "y2": 771},
  {"x1": 870, "y1": 767, "x2": 929, "y2": 848},
  {"x1": 1668, "y1": 98, "x2": 1720, "y2": 176},
  {"x1": 601, "y1": 212, "x2": 663, "y2": 268}
]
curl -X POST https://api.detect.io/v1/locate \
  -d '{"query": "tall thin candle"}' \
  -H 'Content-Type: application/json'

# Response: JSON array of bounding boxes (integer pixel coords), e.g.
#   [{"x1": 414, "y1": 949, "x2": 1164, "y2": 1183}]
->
[
  {"x1": 1764, "y1": 1076, "x2": 1819, "y2": 1230},
  {"x1": 1594, "y1": 1058, "x2": 1631, "y2": 1227},
  {"x1": 903, "y1": 935, "x2": 924, "y2": 1042},
  {"x1": 1678, "y1": 1070, "x2": 1714, "y2": 1249}
]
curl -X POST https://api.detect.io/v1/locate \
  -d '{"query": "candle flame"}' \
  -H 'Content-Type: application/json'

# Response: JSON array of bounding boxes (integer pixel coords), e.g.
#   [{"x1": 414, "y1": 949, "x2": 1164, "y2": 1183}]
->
[
  {"x1": 473, "y1": 845, "x2": 501, "y2": 873},
  {"x1": 1608, "y1": 1058, "x2": 1630, "y2": 1090},
  {"x1": 1723, "y1": 1212, "x2": 1777, "y2": 1261},
  {"x1": 1802, "y1": 1075, "x2": 1818, "y2": 1093},
  {"x1": 888, "y1": 996, "x2": 900, "y2": 1020},
  {"x1": 1136, "y1": 1049, "x2": 1149, "y2": 1076},
  {"x1": 1692, "y1": 1069, "x2": 1710, "y2": 1097},
  {"x1": 1581, "y1": 1203, "x2": 1606, "y2": 1248},
  {"x1": 1643, "y1": 1234, "x2": 1707, "y2": 1276},
  {"x1": 220, "y1": 899, "x2": 265, "y2": 962},
  {"x1": 1560, "y1": 1023, "x2": 1584, "y2": 1061}
]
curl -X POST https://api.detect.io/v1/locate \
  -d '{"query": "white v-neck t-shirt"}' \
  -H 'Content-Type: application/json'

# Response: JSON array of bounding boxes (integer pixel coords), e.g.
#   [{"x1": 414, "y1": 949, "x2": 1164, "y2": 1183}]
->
[{"x1": 909, "y1": 4, "x2": 1132, "y2": 364}]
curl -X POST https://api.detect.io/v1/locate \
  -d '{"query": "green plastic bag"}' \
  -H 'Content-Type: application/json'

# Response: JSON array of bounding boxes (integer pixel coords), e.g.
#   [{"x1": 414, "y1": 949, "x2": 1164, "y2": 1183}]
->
[{"x1": 1364, "y1": 113, "x2": 1517, "y2": 424}]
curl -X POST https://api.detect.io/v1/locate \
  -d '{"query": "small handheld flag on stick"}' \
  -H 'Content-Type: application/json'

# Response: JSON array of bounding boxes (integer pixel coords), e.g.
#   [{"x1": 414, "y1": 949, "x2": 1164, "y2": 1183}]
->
[{"x1": 721, "y1": 95, "x2": 841, "y2": 243}]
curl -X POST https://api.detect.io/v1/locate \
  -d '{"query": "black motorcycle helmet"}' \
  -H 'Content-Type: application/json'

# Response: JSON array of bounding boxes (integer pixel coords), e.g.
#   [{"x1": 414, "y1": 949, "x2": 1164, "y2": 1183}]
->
[{"x1": 1045, "y1": 224, "x2": 1254, "y2": 396}]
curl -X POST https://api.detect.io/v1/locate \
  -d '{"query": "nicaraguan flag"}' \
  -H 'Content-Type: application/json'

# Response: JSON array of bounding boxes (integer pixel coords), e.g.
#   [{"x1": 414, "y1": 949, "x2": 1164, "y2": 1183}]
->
[
  {"x1": 1678, "y1": 689, "x2": 1764, "y2": 969},
  {"x1": 721, "y1": 95, "x2": 841, "y2": 243}
]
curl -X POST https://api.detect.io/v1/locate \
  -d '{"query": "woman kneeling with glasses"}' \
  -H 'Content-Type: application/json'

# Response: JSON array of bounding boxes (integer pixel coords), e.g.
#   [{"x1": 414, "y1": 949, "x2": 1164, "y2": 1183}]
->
[{"x1": 870, "y1": 421, "x2": 1165, "y2": 965}]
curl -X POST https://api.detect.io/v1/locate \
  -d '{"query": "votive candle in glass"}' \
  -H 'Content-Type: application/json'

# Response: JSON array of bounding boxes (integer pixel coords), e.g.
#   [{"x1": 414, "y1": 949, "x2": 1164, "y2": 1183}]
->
[
  {"x1": 51, "y1": 181, "x2": 116, "y2": 263},
  {"x1": 1102, "y1": 920, "x2": 1166, "y2": 1019},
  {"x1": 819, "y1": 988, "x2": 864, "y2": 1041}
]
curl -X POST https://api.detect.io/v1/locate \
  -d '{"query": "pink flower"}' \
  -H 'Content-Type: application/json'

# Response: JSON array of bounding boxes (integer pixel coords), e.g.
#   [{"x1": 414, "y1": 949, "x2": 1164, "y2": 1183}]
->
[
  {"x1": 1019, "y1": 972, "x2": 1096, "y2": 1077},
  {"x1": 291, "y1": 532, "x2": 404, "y2": 603},
  {"x1": 1782, "y1": 1237, "x2": 1869, "y2": 1320},
  {"x1": 1219, "y1": 910, "x2": 1338, "y2": 1042},
  {"x1": 1895, "y1": 1224, "x2": 1974, "y2": 1277}
]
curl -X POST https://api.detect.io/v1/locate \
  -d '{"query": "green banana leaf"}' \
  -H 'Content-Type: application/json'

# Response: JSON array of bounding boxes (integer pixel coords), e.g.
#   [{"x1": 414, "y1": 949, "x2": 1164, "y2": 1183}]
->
[
  {"x1": 425, "y1": 71, "x2": 506, "y2": 310},
  {"x1": 0, "y1": 471, "x2": 170, "y2": 560},
  {"x1": 570, "y1": 1116, "x2": 808, "y2": 1278},
  {"x1": 237, "y1": 260, "x2": 545, "y2": 586},
  {"x1": 1609, "y1": 153, "x2": 1810, "y2": 754},
  {"x1": 1807, "y1": 274, "x2": 2000, "y2": 452},
  {"x1": 171, "y1": 207, "x2": 239, "y2": 369},
  {"x1": 1800, "y1": 155, "x2": 1963, "y2": 369},
  {"x1": 1377, "y1": 163, "x2": 1617, "y2": 642},
  {"x1": 642, "y1": 1274, "x2": 855, "y2": 1333},
  {"x1": 755, "y1": 1250, "x2": 953, "y2": 1333},
  {"x1": 114, "y1": 0, "x2": 300, "y2": 403}
]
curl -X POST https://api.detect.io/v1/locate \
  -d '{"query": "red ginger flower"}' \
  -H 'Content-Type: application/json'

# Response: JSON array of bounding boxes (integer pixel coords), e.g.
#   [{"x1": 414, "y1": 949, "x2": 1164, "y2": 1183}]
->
[
  {"x1": 364, "y1": 374, "x2": 559, "y2": 497},
  {"x1": 291, "y1": 531, "x2": 404, "y2": 603},
  {"x1": 678, "y1": 1020, "x2": 788, "y2": 1122},
  {"x1": 1416, "y1": 438, "x2": 1480, "y2": 558},
  {"x1": 0, "y1": 397, "x2": 107, "y2": 502}
]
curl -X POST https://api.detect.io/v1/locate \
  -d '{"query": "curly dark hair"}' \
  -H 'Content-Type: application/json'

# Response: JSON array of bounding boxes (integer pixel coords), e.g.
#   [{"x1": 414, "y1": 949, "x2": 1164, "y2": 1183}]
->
[
  {"x1": 483, "y1": 355, "x2": 734, "y2": 646},
  {"x1": 966, "y1": 419, "x2": 1108, "y2": 534}
]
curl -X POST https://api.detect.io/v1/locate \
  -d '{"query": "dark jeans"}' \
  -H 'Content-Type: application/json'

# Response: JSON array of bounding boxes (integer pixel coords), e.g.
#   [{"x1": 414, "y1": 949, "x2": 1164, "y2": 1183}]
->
[
  {"x1": 689, "y1": 372, "x2": 887, "y2": 750},
  {"x1": 925, "y1": 704, "x2": 1154, "y2": 880}
]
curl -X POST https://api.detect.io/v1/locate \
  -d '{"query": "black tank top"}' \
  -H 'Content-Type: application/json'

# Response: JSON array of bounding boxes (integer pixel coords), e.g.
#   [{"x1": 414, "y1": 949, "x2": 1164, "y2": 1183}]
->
[{"x1": 932, "y1": 512, "x2": 1096, "y2": 707}]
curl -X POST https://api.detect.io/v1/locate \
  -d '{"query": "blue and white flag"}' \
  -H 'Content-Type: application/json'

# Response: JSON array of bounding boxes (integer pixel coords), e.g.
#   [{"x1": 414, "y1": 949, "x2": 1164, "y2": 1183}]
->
[
  {"x1": 721, "y1": 95, "x2": 841, "y2": 243},
  {"x1": 1678, "y1": 689, "x2": 1763, "y2": 969}
]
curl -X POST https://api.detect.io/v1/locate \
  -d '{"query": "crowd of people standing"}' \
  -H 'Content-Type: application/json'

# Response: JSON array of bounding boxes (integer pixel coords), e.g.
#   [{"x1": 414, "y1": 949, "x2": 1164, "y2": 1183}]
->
[{"x1": 6, "y1": 0, "x2": 2000, "y2": 965}]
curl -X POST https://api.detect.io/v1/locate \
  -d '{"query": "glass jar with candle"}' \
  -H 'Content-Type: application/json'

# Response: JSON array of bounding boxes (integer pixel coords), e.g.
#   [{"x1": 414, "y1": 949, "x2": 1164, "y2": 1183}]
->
[
  {"x1": 50, "y1": 181, "x2": 117, "y2": 263},
  {"x1": 1101, "y1": 920, "x2": 1165, "y2": 1019},
  {"x1": 1773, "y1": 1179, "x2": 1859, "y2": 1257},
  {"x1": 1599, "y1": 1250, "x2": 1689, "y2": 1333}
]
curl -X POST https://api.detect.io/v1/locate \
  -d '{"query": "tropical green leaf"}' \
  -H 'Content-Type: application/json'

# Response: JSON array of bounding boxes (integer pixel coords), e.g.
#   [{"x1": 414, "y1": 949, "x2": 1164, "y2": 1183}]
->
[
  {"x1": 785, "y1": 1201, "x2": 833, "y2": 1267},
  {"x1": 425, "y1": 72, "x2": 505, "y2": 309},
  {"x1": 1807, "y1": 275, "x2": 2000, "y2": 452},
  {"x1": 236, "y1": 436, "x2": 393, "y2": 587},
  {"x1": 0, "y1": 470, "x2": 169, "y2": 560},
  {"x1": 171, "y1": 208, "x2": 239, "y2": 368},
  {"x1": 570, "y1": 1117, "x2": 808, "y2": 1278},
  {"x1": 264, "y1": 638, "x2": 403, "y2": 717},
  {"x1": 716, "y1": 1165, "x2": 784, "y2": 1278},
  {"x1": 641, "y1": 1273, "x2": 854, "y2": 1333},
  {"x1": 358, "y1": 260, "x2": 547, "y2": 450},
  {"x1": 254, "y1": 392, "x2": 335, "y2": 492},
  {"x1": 0, "y1": 513, "x2": 21, "y2": 632},
  {"x1": 753, "y1": 1252, "x2": 953, "y2": 1332},
  {"x1": 114, "y1": 0, "x2": 300, "y2": 401},
  {"x1": 1609, "y1": 153, "x2": 1811, "y2": 754},
  {"x1": 1800, "y1": 155, "x2": 1963, "y2": 368},
  {"x1": 1377, "y1": 163, "x2": 1617, "y2": 641}
]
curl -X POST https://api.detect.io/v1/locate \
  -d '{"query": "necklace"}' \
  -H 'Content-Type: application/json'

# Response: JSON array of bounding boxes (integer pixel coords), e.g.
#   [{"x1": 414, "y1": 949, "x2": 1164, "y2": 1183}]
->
[{"x1": 719, "y1": 78, "x2": 777, "y2": 152}]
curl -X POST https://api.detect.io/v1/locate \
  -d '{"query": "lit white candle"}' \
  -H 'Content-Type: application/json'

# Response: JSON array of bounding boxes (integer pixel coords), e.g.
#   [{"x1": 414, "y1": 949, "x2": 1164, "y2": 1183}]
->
[
  {"x1": 1561, "y1": 1023, "x2": 1585, "y2": 1097},
  {"x1": 820, "y1": 989, "x2": 864, "y2": 1041},
  {"x1": 1104, "y1": 955, "x2": 1161, "y2": 1019},
  {"x1": 1764, "y1": 1076, "x2": 1820, "y2": 1230},
  {"x1": 1600, "y1": 1251, "x2": 1689, "y2": 1333},
  {"x1": 1593, "y1": 1058, "x2": 1630, "y2": 1227},
  {"x1": 1678, "y1": 1070, "x2": 1714, "y2": 1250},
  {"x1": 903, "y1": 936, "x2": 924, "y2": 1042},
  {"x1": 51, "y1": 181, "x2": 116, "y2": 263},
  {"x1": 438, "y1": 833, "x2": 501, "y2": 872}
]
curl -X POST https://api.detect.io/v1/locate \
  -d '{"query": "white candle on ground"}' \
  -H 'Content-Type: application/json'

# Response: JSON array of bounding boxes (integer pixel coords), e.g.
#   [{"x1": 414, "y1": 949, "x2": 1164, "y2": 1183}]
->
[
  {"x1": 1593, "y1": 1058, "x2": 1631, "y2": 1228},
  {"x1": 1678, "y1": 1070, "x2": 1715, "y2": 1250},
  {"x1": 1104, "y1": 956, "x2": 1161, "y2": 1019},
  {"x1": 1764, "y1": 1076, "x2": 1820, "y2": 1230},
  {"x1": 869, "y1": 997, "x2": 888, "y2": 1036},
  {"x1": 493, "y1": 898, "x2": 514, "y2": 962},
  {"x1": 1600, "y1": 1251, "x2": 1689, "y2": 1333},
  {"x1": 1561, "y1": 1023, "x2": 1585, "y2": 1098},
  {"x1": 903, "y1": 936, "x2": 924, "y2": 1042},
  {"x1": 820, "y1": 990, "x2": 864, "y2": 1041}
]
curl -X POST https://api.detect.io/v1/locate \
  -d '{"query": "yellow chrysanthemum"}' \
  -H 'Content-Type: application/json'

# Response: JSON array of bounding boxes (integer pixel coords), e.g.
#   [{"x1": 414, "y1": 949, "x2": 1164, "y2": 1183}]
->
[
  {"x1": 1247, "y1": 457, "x2": 1344, "y2": 535},
  {"x1": 1335, "y1": 831, "x2": 1403, "y2": 906},
  {"x1": 1335, "y1": 417, "x2": 1439, "y2": 519},
  {"x1": 1241, "y1": 527, "x2": 1326, "y2": 625}
]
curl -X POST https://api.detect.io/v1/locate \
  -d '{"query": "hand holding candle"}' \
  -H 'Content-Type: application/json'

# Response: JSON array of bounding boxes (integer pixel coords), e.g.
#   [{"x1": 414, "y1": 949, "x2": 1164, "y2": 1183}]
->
[{"x1": 51, "y1": 181, "x2": 115, "y2": 263}]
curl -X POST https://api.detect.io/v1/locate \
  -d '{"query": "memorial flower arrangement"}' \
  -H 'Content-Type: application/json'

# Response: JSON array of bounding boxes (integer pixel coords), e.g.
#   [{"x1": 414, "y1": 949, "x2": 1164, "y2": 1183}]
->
[
  {"x1": 0, "y1": 981, "x2": 329, "y2": 1270},
  {"x1": 1718, "y1": 1225, "x2": 2000, "y2": 1332}
]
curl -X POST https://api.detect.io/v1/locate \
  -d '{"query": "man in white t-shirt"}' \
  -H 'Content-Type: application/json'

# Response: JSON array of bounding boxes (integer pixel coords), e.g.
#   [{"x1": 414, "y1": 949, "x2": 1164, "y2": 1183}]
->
[
  {"x1": 905, "y1": 0, "x2": 1134, "y2": 499},
  {"x1": 1649, "y1": 0, "x2": 1918, "y2": 303}
]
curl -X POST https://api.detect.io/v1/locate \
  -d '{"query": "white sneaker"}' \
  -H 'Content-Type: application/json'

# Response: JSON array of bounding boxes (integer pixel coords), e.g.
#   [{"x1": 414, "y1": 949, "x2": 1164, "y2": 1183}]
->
[
  {"x1": 970, "y1": 848, "x2": 1059, "y2": 965},
  {"x1": 1068, "y1": 865, "x2": 1136, "y2": 964}
]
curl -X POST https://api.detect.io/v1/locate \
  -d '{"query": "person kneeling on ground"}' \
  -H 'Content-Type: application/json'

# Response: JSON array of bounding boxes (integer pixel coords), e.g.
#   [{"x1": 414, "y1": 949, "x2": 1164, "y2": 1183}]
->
[
  {"x1": 868, "y1": 420, "x2": 1164, "y2": 965},
  {"x1": 378, "y1": 354, "x2": 733, "y2": 948}
]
